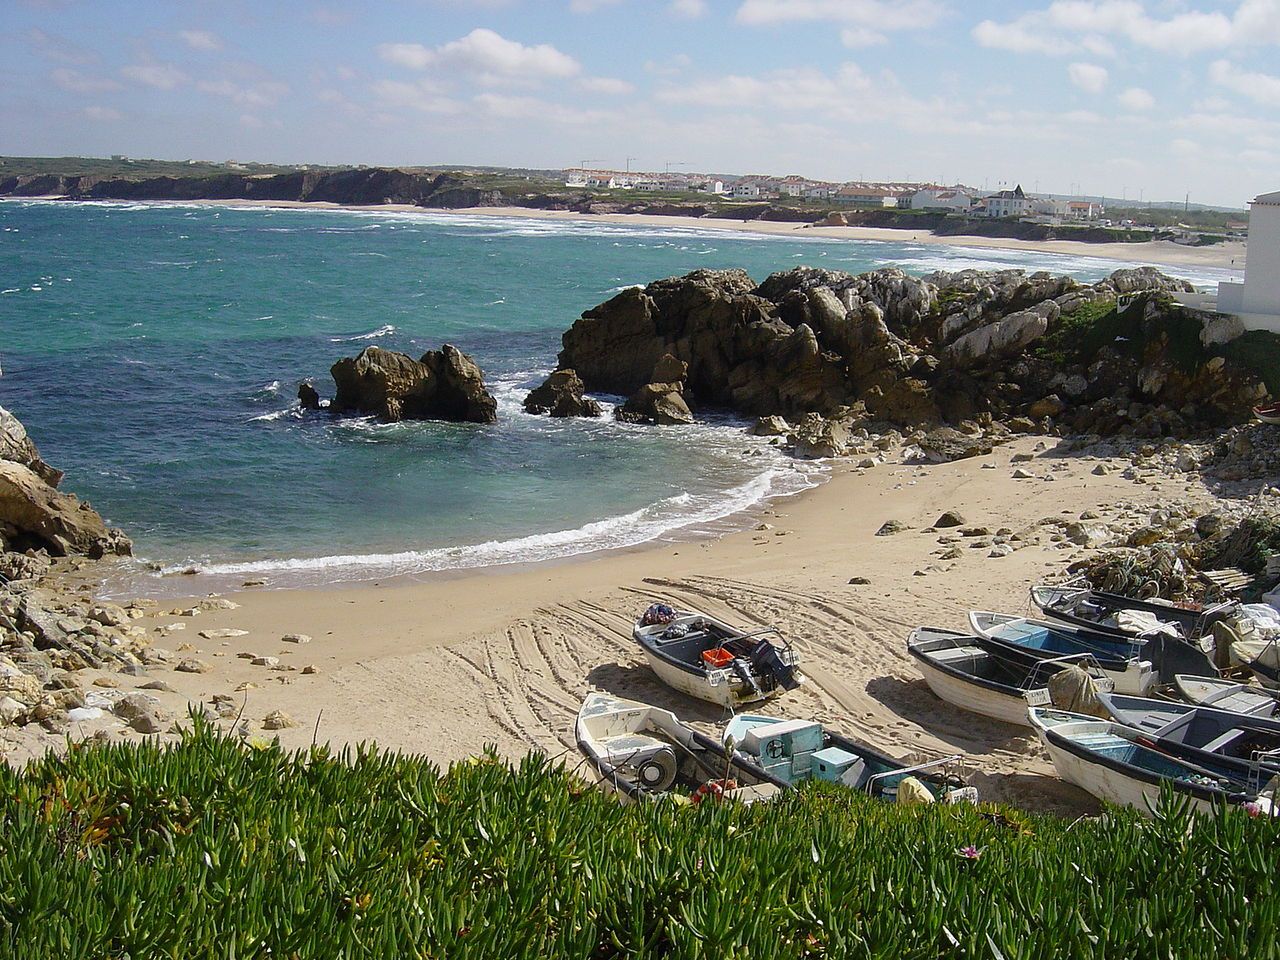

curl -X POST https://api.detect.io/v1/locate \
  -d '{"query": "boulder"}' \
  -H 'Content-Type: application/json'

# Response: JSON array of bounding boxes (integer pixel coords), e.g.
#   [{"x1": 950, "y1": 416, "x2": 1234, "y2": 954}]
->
[
  {"x1": 298, "y1": 382, "x2": 321, "y2": 411},
  {"x1": 945, "y1": 302, "x2": 1057, "y2": 367},
  {"x1": 616, "y1": 383, "x2": 694, "y2": 426},
  {"x1": 0, "y1": 461, "x2": 131, "y2": 558},
  {"x1": 0, "y1": 405, "x2": 62, "y2": 486},
  {"x1": 750, "y1": 415, "x2": 790, "y2": 437},
  {"x1": 330, "y1": 345, "x2": 497, "y2": 423},
  {"x1": 789, "y1": 413, "x2": 850, "y2": 458},
  {"x1": 523, "y1": 369, "x2": 602, "y2": 418}
]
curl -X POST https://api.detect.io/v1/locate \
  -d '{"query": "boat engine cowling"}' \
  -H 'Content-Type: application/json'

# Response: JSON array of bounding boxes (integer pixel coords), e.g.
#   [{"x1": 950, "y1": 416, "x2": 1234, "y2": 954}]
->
[{"x1": 748, "y1": 639, "x2": 801, "y2": 691}]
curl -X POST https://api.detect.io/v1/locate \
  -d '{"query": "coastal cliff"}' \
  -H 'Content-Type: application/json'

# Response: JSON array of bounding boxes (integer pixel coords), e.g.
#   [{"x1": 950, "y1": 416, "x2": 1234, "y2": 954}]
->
[{"x1": 554, "y1": 265, "x2": 1274, "y2": 446}]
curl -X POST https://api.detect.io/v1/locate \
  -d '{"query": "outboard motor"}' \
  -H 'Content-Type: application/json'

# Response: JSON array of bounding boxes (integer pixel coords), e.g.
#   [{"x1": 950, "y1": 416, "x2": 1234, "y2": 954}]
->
[
  {"x1": 731, "y1": 657, "x2": 763, "y2": 698},
  {"x1": 748, "y1": 639, "x2": 801, "y2": 691}
]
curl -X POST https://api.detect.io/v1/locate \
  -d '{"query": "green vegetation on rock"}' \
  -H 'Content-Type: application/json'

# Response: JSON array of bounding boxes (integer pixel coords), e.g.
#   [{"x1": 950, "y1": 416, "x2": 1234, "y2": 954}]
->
[{"x1": 0, "y1": 720, "x2": 1274, "y2": 959}]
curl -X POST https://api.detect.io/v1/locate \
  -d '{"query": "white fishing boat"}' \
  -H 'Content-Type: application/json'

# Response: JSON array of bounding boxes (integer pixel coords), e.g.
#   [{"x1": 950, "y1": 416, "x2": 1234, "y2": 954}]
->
[
  {"x1": 1175, "y1": 675, "x2": 1280, "y2": 716},
  {"x1": 1028, "y1": 707, "x2": 1277, "y2": 817},
  {"x1": 907, "y1": 626, "x2": 1111, "y2": 727},
  {"x1": 969, "y1": 611, "x2": 1157, "y2": 695},
  {"x1": 574, "y1": 692, "x2": 784, "y2": 803},
  {"x1": 633, "y1": 605, "x2": 804, "y2": 708}
]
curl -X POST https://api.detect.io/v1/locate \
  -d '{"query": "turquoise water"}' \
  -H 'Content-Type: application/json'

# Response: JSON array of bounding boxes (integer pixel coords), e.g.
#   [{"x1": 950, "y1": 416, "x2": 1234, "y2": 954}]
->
[{"x1": 0, "y1": 200, "x2": 1238, "y2": 592}]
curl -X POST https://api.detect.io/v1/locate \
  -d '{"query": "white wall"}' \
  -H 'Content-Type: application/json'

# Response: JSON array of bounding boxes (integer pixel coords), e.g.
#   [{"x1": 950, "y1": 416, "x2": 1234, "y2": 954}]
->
[{"x1": 1242, "y1": 200, "x2": 1280, "y2": 318}]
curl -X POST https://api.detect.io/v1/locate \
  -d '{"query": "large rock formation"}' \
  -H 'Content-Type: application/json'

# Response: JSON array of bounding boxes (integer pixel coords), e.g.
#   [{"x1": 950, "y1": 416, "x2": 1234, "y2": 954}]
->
[
  {"x1": 523, "y1": 369, "x2": 602, "y2": 418},
  {"x1": 555, "y1": 265, "x2": 1272, "y2": 437},
  {"x1": 0, "y1": 405, "x2": 131, "y2": 558},
  {"x1": 330, "y1": 345, "x2": 498, "y2": 424}
]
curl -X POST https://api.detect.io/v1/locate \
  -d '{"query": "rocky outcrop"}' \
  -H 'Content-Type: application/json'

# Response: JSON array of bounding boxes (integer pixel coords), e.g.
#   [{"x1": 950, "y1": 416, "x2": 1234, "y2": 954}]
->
[
  {"x1": 0, "y1": 405, "x2": 131, "y2": 560},
  {"x1": 298, "y1": 382, "x2": 321, "y2": 411},
  {"x1": 555, "y1": 265, "x2": 1272, "y2": 439},
  {"x1": 615, "y1": 355, "x2": 694, "y2": 425},
  {"x1": 330, "y1": 345, "x2": 498, "y2": 424},
  {"x1": 616, "y1": 383, "x2": 694, "y2": 426},
  {"x1": 0, "y1": 462, "x2": 131, "y2": 558},
  {"x1": 523, "y1": 369, "x2": 602, "y2": 418},
  {"x1": 0, "y1": 407, "x2": 62, "y2": 486}
]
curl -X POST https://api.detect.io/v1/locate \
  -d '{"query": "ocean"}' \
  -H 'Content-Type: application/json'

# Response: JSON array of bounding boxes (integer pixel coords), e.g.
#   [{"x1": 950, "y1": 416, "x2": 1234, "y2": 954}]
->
[{"x1": 0, "y1": 199, "x2": 1239, "y2": 593}]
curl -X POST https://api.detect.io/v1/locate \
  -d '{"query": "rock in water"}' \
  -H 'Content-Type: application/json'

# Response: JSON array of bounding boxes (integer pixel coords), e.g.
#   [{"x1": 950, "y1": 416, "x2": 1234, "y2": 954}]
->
[
  {"x1": 523, "y1": 369, "x2": 602, "y2": 418},
  {"x1": 298, "y1": 382, "x2": 321, "y2": 411},
  {"x1": 330, "y1": 345, "x2": 497, "y2": 424},
  {"x1": 616, "y1": 384, "x2": 694, "y2": 425}
]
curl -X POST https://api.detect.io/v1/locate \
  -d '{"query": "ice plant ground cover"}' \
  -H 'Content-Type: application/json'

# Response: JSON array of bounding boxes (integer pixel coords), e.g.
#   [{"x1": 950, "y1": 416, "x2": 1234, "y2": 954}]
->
[{"x1": 0, "y1": 719, "x2": 1276, "y2": 959}]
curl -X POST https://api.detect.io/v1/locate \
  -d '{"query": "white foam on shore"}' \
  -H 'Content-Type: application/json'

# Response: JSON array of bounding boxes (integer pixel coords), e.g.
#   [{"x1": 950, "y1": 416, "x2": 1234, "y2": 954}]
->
[{"x1": 164, "y1": 461, "x2": 821, "y2": 586}]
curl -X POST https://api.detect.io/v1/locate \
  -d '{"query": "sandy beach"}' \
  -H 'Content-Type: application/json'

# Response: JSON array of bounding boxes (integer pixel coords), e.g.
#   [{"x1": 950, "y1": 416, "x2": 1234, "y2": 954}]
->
[
  {"x1": 14, "y1": 434, "x2": 1225, "y2": 815},
  {"x1": 24, "y1": 196, "x2": 1245, "y2": 273}
]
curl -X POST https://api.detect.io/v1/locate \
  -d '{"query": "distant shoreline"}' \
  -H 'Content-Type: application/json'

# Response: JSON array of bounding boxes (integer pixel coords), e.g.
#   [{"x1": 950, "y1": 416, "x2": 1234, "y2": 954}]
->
[{"x1": 7, "y1": 194, "x2": 1246, "y2": 273}]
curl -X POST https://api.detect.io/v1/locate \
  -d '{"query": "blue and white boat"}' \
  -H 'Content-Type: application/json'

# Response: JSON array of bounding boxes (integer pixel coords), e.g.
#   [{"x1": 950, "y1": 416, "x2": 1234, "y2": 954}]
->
[
  {"x1": 1029, "y1": 707, "x2": 1278, "y2": 817},
  {"x1": 723, "y1": 713, "x2": 977, "y2": 803},
  {"x1": 970, "y1": 611, "x2": 1156, "y2": 695}
]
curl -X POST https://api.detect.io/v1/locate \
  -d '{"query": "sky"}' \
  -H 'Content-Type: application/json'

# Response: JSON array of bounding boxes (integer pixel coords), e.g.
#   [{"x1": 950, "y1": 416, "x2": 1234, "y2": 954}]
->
[{"x1": 3, "y1": 0, "x2": 1279, "y2": 207}]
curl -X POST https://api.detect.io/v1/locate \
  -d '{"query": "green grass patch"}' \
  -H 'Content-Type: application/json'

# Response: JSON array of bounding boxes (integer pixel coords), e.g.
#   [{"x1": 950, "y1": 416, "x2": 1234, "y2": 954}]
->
[
  {"x1": 1031, "y1": 297, "x2": 1120, "y2": 365},
  {"x1": 0, "y1": 719, "x2": 1276, "y2": 959}
]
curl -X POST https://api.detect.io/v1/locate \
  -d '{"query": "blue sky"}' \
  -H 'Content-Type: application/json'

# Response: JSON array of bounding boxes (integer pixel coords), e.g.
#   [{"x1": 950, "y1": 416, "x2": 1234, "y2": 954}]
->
[{"x1": 4, "y1": 0, "x2": 1279, "y2": 207}]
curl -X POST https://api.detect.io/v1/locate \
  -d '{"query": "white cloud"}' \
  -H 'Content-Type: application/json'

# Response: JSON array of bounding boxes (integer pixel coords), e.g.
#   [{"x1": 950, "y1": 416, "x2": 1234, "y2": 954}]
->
[
  {"x1": 52, "y1": 67, "x2": 122, "y2": 93},
  {"x1": 1117, "y1": 86, "x2": 1153, "y2": 110},
  {"x1": 736, "y1": 0, "x2": 945, "y2": 29},
  {"x1": 121, "y1": 61, "x2": 189, "y2": 90},
  {"x1": 579, "y1": 76, "x2": 636, "y2": 94},
  {"x1": 377, "y1": 29, "x2": 580, "y2": 82},
  {"x1": 473, "y1": 92, "x2": 614, "y2": 125},
  {"x1": 197, "y1": 78, "x2": 290, "y2": 107},
  {"x1": 179, "y1": 30, "x2": 222, "y2": 51},
  {"x1": 240, "y1": 113, "x2": 264, "y2": 129},
  {"x1": 569, "y1": 0, "x2": 622, "y2": 10},
  {"x1": 378, "y1": 43, "x2": 435, "y2": 70},
  {"x1": 644, "y1": 53, "x2": 691, "y2": 76},
  {"x1": 974, "y1": 1, "x2": 1278, "y2": 57},
  {"x1": 1210, "y1": 58, "x2": 1280, "y2": 106},
  {"x1": 841, "y1": 27, "x2": 888, "y2": 48},
  {"x1": 370, "y1": 78, "x2": 463, "y2": 114},
  {"x1": 1068, "y1": 61, "x2": 1108, "y2": 92},
  {"x1": 668, "y1": 0, "x2": 707, "y2": 17},
  {"x1": 83, "y1": 105, "x2": 122, "y2": 121}
]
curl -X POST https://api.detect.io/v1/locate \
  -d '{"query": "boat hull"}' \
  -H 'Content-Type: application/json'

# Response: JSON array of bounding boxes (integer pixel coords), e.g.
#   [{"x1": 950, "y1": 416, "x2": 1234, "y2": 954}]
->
[
  {"x1": 1035, "y1": 726, "x2": 1218, "y2": 817},
  {"x1": 640, "y1": 647, "x2": 781, "y2": 707},
  {"x1": 912, "y1": 653, "x2": 1035, "y2": 726}
]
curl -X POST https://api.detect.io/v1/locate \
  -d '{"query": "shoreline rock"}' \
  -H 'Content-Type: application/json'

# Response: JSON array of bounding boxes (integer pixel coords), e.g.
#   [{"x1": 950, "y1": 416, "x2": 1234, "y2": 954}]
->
[
  {"x1": 554, "y1": 265, "x2": 1271, "y2": 442},
  {"x1": 523, "y1": 369, "x2": 602, "y2": 418},
  {"x1": 329, "y1": 345, "x2": 498, "y2": 424}
]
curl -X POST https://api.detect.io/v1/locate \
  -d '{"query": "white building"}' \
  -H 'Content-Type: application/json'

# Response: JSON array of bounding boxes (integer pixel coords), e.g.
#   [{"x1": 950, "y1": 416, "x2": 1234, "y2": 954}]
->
[
  {"x1": 914, "y1": 189, "x2": 973, "y2": 213},
  {"x1": 731, "y1": 181, "x2": 763, "y2": 198},
  {"x1": 981, "y1": 185, "x2": 1029, "y2": 218},
  {"x1": 1216, "y1": 190, "x2": 1280, "y2": 333}
]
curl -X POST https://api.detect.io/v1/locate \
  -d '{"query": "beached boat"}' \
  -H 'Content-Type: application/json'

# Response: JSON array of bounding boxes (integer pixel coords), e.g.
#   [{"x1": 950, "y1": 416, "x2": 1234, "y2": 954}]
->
[
  {"x1": 633, "y1": 606, "x2": 804, "y2": 708},
  {"x1": 1097, "y1": 692, "x2": 1280, "y2": 759},
  {"x1": 723, "y1": 713, "x2": 977, "y2": 803},
  {"x1": 574, "y1": 692, "x2": 785, "y2": 803},
  {"x1": 1028, "y1": 707, "x2": 1277, "y2": 816},
  {"x1": 1254, "y1": 402, "x2": 1280, "y2": 425},
  {"x1": 906, "y1": 626, "x2": 1112, "y2": 727},
  {"x1": 1175, "y1": 674, "x2": 1280, "y2": 716},
  {"x1": 969, "y1": 611, "x2": 1157, "y2": 695},
  {"x1": 1030, "y1": 582, "x2": 1231, "y2": 641}
]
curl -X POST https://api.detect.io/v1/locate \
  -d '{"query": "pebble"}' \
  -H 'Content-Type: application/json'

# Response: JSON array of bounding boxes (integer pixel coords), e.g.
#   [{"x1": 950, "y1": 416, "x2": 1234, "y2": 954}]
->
[
  {"x1": 92, "y1": 676, "x2": 120, "y2": 689},
  {"x1": 199, "y1": 628, "x2": 249, "y2": 640},
  {"x1": 301, "y1": 665, "x2": 320, "y2": 675},
  {"x1": 252, "y1": 656, "x2": 280, "y2": 668},
  {"x1": 242, "y1": 579, "x2": 267, "y2": 587},
  {"x1": 1012, "y1": 468, "x2": 1035, "y2": 479},
  {"x1": 174, "y1": 658, "x2": 211, "y2": 674}
]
